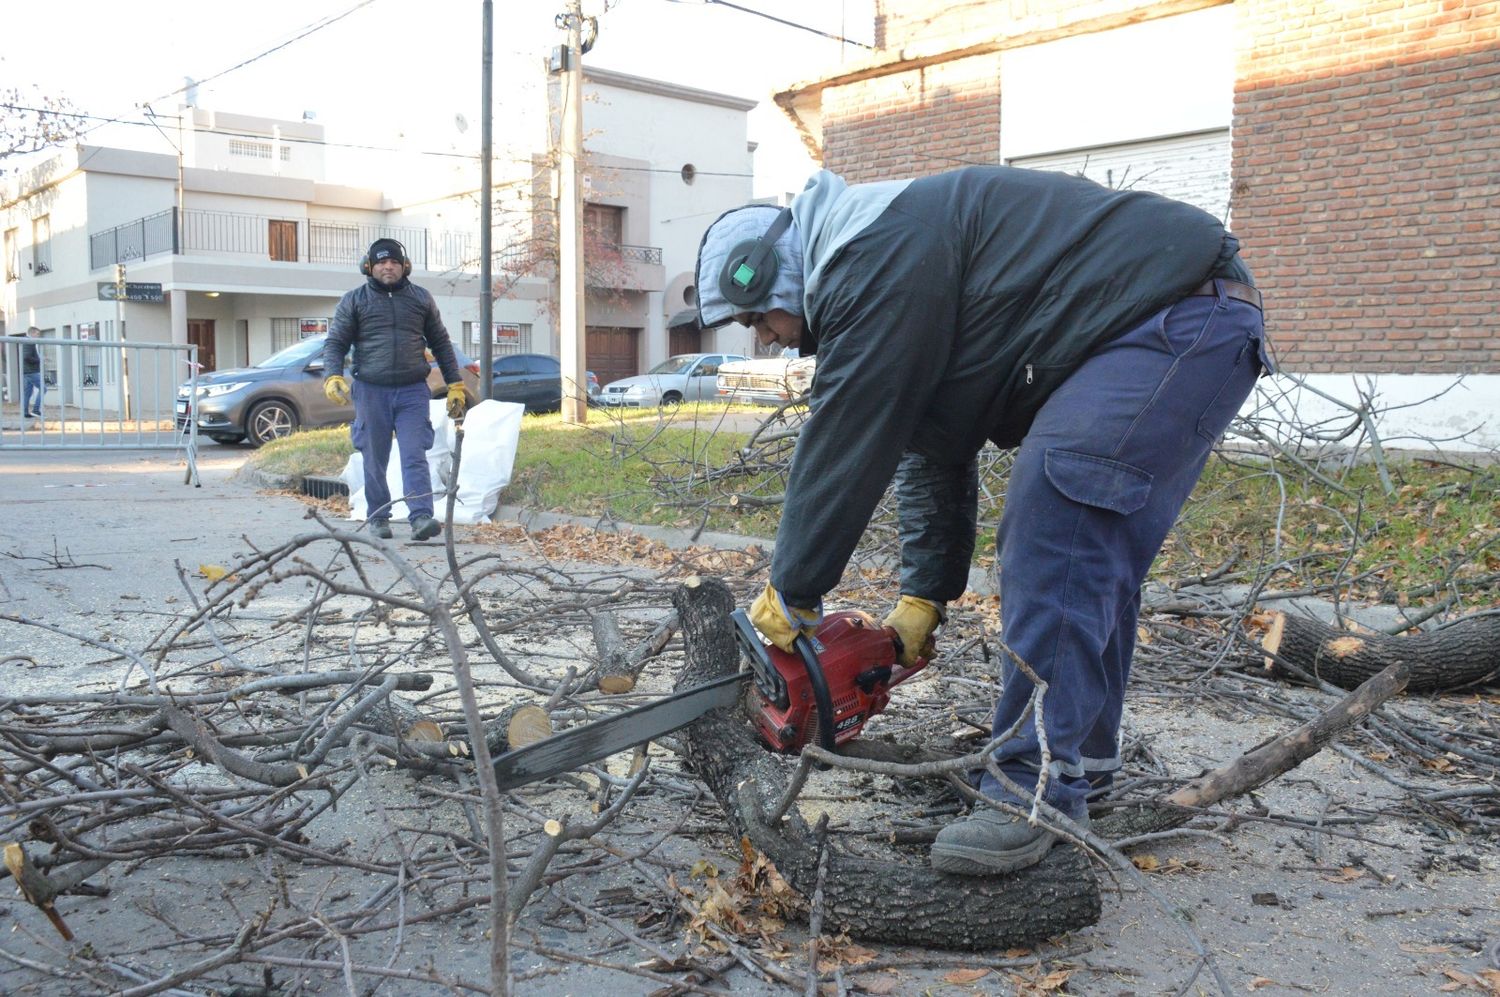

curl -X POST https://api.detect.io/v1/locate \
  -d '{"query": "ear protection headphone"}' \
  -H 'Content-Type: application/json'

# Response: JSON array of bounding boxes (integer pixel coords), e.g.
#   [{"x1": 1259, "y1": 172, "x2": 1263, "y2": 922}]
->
[
  {"x1": 359, "y1": 239, "x2": 412, "y2": 278},
  {"x1": 717, "y1": 207, "x2": 794, "y2": 310}
]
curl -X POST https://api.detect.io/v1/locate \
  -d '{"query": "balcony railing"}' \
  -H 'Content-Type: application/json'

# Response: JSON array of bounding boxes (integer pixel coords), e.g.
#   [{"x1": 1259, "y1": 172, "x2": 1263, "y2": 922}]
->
[
  {"x1": 89, "y1": 209, "x2": 661, "y2": 278},
  {"x1": 620, "y1": 244, "x2": 662, "y2": 265},
  {"x1": 90, "y1": 210, "x2": 178, "y2": 270}
]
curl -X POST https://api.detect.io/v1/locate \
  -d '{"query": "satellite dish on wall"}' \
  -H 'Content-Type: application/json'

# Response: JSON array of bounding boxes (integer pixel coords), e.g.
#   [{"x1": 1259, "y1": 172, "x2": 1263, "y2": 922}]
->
[{"x1": 454, "y1": 113, "x2": 469, "y2": 134}]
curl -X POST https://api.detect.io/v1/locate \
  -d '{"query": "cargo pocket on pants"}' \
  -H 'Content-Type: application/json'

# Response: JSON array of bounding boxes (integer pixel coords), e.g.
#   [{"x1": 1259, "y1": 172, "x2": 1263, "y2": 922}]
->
[{"x1": 1044, "y1": 449, "x2": 1154, "y2": 515}]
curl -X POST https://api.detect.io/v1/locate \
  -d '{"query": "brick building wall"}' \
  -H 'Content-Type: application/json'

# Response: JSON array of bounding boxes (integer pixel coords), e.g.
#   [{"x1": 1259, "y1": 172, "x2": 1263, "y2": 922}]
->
[
  {"x1": 822, "y1": 55, "x2": 1001, "y2": 182},
  {"x1": 1232, "y1": 0, "x2": 1499, "y2": 373},
  {"x1": 812, "y1": 0, "x2": 1499, "y2": 373}
]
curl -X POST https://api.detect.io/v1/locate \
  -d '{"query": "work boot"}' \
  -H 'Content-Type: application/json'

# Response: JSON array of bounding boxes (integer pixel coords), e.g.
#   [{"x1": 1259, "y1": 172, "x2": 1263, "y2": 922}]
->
[
  {"x1": 410, "y1": 515, "x2": 441, "y2": 541},
  {"x1": 930, "y1": 806, "x2": 1088, "y2": 875},
  {"x1": 369, "y1": 520, "x2": 394, "y2": 540}
]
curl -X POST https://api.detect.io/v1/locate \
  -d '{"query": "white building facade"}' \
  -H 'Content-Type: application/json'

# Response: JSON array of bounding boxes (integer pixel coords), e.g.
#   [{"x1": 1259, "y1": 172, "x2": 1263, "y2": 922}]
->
[{"x1": 2, "y1": 72, "x2": 761, "y2": 414}]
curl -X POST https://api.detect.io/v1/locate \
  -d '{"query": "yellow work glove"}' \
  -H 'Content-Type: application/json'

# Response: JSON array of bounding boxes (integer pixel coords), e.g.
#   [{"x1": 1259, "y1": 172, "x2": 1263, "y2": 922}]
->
[
  {"x1": 324, "y1": 375, "x2": 351, "y2": 406},
  {"x1": 883, "y1": 595, "x2": 944, "y2": 666},
  {"x1": 749, "y1": 582, "x2": 822, "y2": 653},
  {"x1": 445, "y1": 382, "x2": 467, "y2": 421}
]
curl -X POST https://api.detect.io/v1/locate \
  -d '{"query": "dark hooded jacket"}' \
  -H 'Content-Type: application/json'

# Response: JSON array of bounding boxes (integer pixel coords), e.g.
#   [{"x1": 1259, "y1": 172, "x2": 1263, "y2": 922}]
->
[
  {"x1": 323, "y1": 276, "x2": 460, "y2": 387},
  {"x1": 763, "y1": 166, "x2": 1253, "y2": 605}
]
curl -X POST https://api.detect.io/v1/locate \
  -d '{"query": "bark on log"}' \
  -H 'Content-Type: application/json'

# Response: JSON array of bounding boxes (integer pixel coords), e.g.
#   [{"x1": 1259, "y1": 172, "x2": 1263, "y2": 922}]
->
[
  {"x1": 672, "y1": 576, "x2": 1101, "y2": 951},
  {"x1": 1262, "y1": 610, "x2": 1500, "y2": 692}
]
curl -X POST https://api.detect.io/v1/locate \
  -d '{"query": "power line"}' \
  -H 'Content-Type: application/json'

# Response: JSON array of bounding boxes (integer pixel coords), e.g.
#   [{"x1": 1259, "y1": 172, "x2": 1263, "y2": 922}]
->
[
  {"x1": 150, "y1": 0, "x2": 382, "y2": 103},
  {"x1": 663, "y1": 0, "x2": 873, "y2": 48}
]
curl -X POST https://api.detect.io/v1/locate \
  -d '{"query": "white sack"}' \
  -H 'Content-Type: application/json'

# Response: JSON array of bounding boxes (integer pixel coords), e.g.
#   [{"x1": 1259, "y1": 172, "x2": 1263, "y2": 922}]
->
[{"x1": 448, "y1": 400, "x2": 524, "y2": 524}]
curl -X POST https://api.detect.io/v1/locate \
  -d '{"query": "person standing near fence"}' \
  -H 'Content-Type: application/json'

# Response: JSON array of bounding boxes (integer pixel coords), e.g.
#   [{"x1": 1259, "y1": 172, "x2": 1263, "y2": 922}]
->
[
  {"x1": 321, "y1": 239, "x2": 467, "y2": 541},
  {"x1": 21, "y1": 326, "x2": 44, "y2": 420}
]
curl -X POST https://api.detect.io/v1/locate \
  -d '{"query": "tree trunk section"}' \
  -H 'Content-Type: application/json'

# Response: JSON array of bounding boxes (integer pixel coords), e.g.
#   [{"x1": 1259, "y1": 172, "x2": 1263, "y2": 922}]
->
[
  {"x1": 1262, "y1": 611, "x2": 1500, "y2": 692},
  {"x1": 672, "y1": 576, "x2": 1101, "y2": 951}
]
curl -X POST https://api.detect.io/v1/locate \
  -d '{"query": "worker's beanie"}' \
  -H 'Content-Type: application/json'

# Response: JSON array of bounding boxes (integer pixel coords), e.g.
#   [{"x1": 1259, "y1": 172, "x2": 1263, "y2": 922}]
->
[{"x1": 368, "y1": 238, "x2": 405, "y2": 263}]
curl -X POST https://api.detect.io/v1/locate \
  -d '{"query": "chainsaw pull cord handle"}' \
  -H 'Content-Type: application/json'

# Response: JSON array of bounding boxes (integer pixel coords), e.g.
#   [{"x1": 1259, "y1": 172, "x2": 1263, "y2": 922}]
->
[{"x1": 792, "y1": 633, "x2": 837, "y2": 753}]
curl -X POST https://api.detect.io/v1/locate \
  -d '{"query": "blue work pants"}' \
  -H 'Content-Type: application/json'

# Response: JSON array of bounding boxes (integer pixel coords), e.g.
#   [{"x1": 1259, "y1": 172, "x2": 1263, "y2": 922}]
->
[
  {"x1": 23, "y1": 373, "x2": 43, "y2": 417},
  {"x1": 983, "y1": 285, "x2": 1267, "y2": 819},
  {"x1": 351, "y1": 379, "x2": 435, "y2": 523}
]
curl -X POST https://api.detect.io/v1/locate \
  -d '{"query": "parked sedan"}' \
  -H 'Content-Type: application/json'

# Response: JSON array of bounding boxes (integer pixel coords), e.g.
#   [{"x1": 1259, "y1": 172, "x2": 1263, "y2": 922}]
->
[
  {"x1": 179, "y1": 336, "x2": 485, "y2": 446},
  {"x1": 598, "y1": 353, "x2": 747, "y2": 408},
  {"x1": 490, "y1": 353, "x2": 601, "y2": 413}
]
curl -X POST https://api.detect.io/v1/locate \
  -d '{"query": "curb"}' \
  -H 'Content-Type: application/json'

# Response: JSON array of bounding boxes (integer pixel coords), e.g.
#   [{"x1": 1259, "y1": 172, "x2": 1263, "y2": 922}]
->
[{"x1": 241, "y1": 463, "x2": 1000, "y2": 592}]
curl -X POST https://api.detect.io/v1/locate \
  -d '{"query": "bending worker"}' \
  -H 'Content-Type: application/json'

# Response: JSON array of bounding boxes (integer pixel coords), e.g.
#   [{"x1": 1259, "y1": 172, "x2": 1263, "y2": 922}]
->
[
  {"x1": 323, "y1": 238, "x2": 467, "y2": 541},
  {"x1": 695, "y1": 166, "x2": 1272, "y2": 876}
]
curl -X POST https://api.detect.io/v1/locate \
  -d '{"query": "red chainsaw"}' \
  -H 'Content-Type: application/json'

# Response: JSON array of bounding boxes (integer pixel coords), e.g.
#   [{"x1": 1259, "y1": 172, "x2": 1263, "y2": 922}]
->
[{"x1": 492, "y1": 609, "x2": 930, "y2": 790}]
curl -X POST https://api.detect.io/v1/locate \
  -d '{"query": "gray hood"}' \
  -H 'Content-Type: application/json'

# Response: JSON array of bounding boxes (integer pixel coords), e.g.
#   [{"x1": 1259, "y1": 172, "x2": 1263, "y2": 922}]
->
[{"x1": 695, "y1": 205, "x2": 805, "y2": 328}]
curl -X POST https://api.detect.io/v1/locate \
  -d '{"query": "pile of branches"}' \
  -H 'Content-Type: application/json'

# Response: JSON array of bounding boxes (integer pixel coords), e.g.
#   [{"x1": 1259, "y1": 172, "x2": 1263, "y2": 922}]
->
[
  {"x1": 0, "y1": 509, "x2": 797, "y2": 994},
  {"x1": 2, "y1": 379, "x2": 1497, "y2": 994}
]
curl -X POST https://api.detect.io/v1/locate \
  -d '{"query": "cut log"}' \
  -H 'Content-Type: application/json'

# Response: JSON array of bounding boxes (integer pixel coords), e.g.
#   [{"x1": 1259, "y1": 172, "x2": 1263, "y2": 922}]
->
[
  {"x1": 671, "y1": 575, "x2": 1100, "y2": 951},
  {"x1": 1261, "y1": 610, "x2": 1500, "y2": 692},
  {"x1": 368, "y1": 697, "x2": 550, "y2": 757},
  {"x1": 490, "y1": 703, "x2": 553, "y2": 755}
]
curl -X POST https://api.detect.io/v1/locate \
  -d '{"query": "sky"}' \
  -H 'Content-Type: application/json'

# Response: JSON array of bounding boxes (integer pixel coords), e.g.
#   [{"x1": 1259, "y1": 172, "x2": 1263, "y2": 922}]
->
[{"x1": 3, "y1": 0, "x2": 875, "y2": 197}]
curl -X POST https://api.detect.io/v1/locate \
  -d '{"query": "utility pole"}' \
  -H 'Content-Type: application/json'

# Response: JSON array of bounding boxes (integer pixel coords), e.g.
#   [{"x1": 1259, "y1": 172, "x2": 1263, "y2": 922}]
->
[
  {"x1": 556, "y1": 0, "x2": 587, "y2": 424},
  {"x1": 115, "y1": 263, "x2": 132, "y2": 420},
  {"x1": 478, "y1": 0, "x2": 494, "y2": 396}
]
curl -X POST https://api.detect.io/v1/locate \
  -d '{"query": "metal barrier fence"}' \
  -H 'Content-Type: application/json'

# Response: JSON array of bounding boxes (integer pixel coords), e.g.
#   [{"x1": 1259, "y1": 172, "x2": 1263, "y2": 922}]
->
[{"x1": 0, "y1": 335, "x2": 199, "y2": 485}]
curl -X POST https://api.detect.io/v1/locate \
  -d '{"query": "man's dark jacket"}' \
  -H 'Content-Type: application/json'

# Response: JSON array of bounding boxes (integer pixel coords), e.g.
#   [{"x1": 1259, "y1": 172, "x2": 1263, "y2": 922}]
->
[
  {"x1": 21, "y1": 341, "x2": 42, "y2": 374},
  {"x1": 323, "y1": 276, "x2": 461, "y2": 386},
  {"x1": 773, "y1": 166, "x2": 1252, "y2": 605}
]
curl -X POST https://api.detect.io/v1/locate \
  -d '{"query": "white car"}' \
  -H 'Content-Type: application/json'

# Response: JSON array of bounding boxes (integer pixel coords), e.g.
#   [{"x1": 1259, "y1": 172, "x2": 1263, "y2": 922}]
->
[
  {"x1": 716, "y1": 349, "x2": 816, "y2": 406},
  {"x1": 599, "y1": 353, "x2": 747, "y2": 407}
]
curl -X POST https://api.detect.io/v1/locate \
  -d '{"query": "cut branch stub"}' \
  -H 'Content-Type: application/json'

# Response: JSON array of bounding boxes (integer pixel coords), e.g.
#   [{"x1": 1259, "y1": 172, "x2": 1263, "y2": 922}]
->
[
  {"x1": 670, "y1": 575, "x2": 1101, "y2": 951},
  {"x1": 1261, "y1": 610, "x2": 1500, "y2": 692},
  {"x1": 592, "y1": 611, "x2": 635, "y2": 694},
  {"x1": 594, "y1": 610, "x2": 678, "y2": 694}
]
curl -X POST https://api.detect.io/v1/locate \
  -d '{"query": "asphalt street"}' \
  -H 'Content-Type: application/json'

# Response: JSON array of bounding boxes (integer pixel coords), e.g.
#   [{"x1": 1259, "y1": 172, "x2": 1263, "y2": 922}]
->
[{"x1": 0, "y1": 449, "x2": 325, "y2": 631}]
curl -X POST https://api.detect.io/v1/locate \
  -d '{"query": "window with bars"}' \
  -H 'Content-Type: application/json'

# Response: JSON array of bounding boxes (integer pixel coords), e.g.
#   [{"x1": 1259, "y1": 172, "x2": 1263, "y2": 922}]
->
[
  {"x1": 229, "y1": 139, "x2": 291, "y2": 161},
  {"x1": 463, "y1": 321, "x2": 532, "y2": 355},
  {"x1": 270, "y1": 318, "x2": 302, "y2": 352},
  {"x1": 32, "y1": 215, "x2": 51, "y2": 275}
]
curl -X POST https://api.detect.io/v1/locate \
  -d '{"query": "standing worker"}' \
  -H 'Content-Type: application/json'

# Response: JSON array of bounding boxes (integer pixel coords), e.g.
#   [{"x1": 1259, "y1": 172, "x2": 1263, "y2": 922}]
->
[
  {"x1": 322, "y1": 238, "x2": 467, "y2": 541},
  {"x1": 695, "y1": 166, "x2": 1272, "y2": 875}
]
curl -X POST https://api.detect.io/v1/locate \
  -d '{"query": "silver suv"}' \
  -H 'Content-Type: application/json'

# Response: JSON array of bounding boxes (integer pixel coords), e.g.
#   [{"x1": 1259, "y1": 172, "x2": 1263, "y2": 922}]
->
[{"x1": 176, "y1": 335, "x2": 483, "y2": 447}]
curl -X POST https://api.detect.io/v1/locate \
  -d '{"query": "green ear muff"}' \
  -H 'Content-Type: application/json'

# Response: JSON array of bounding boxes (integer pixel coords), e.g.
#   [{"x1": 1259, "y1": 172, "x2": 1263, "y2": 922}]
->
[{"x1": 717, "y1": 207, "x2": 794, "y2": 310}]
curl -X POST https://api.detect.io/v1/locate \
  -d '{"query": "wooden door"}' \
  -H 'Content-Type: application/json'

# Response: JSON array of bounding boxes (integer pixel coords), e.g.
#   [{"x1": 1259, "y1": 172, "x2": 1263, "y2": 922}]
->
[
  {"x1": 187, "y1": 319, "x2": 216, "y2": 372},
  {"x1": 585, "y1": 326, "x2": 638, "y2": 387},
  {"x1": 669, "y1": 326, "x2": 701, "y2": 357},
  {"x1": 268, "y1": 220, "x2": 298, "y2": 262}
]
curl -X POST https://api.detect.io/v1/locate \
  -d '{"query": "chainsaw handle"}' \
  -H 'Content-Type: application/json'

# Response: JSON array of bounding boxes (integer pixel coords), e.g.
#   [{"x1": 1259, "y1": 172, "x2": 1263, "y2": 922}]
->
[
  {"x1": 792, "y1": 634, "x2": 838, "y2": 754},
  {"x1": 882, "y1": 626, "x2": 932, "y2": 688}
]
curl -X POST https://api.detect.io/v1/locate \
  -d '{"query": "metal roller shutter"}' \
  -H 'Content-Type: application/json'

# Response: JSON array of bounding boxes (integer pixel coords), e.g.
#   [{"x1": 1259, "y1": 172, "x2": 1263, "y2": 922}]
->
[{"x1": 1010, "y1": 129, "x2": 1232, "y2": 224}]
